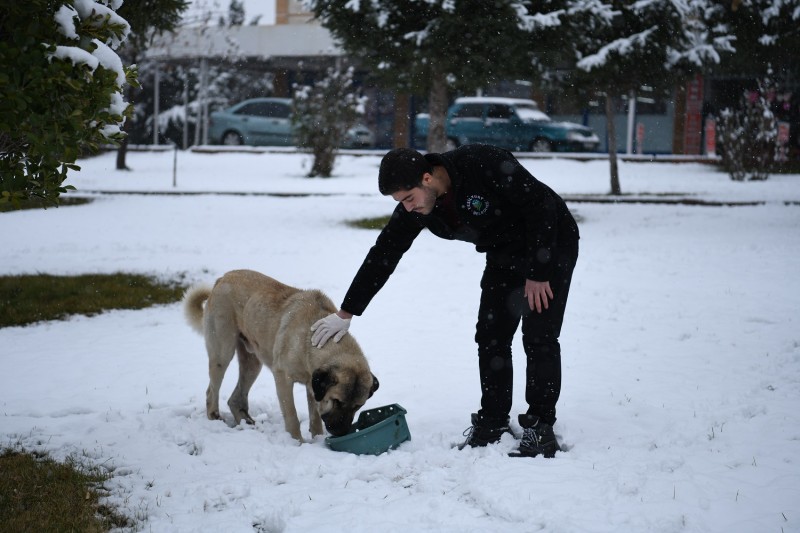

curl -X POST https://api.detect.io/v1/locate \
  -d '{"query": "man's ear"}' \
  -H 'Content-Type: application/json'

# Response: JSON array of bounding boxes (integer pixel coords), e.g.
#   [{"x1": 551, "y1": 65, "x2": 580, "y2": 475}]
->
[
  {"x1": 369, "y1": 373, "x2": 380, "y2": 397},
  {"x1": 312, "y1": 368, "x2": 336, "y2": 401}
]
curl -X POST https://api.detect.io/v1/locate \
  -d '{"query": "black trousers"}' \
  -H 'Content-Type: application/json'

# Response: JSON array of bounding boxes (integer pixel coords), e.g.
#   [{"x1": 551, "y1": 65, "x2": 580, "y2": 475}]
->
[{"x1": 474, "y1": 243, "x2": 578, "y2": 426}]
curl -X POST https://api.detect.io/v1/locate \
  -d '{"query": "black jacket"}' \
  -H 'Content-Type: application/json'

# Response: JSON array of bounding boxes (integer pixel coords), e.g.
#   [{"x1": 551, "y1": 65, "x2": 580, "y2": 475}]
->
[{"x1": 341, "y1": 144, "x2": 579, "y2": 316}]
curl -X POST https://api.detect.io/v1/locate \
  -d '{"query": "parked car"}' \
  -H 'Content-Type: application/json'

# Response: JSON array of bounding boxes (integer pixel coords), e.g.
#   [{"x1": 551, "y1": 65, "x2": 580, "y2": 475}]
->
[
  {"x1": 414, "y1": 97, "x2": 600, "y2": 152},
  {"x1": 208, "y1": 97, "x2": 375, "y2": 148}
]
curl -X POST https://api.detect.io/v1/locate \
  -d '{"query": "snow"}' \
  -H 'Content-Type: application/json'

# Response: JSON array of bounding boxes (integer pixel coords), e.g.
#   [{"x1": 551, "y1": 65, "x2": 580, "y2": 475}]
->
[
  {"x1": 54, "y1": 5, "x2": 80, "y2": 40},
  {"x1": 2, "y1": 149, "x2": 799, "y2": 532},
  {"x1": 49, "y1": 0, "x2": 130, "y2": 139},
  {"x1": 52, "y1": 44, "x2": 101, "y2": 71},
  {"x1": 72, "y1": 0, "x2": 130, "y2": 47}
]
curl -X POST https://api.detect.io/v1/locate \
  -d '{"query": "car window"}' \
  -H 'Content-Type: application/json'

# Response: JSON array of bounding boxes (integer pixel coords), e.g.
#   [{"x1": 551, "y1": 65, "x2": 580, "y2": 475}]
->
[
  {"x1": 235, "y1": 102, "x2": 264, "y2": 116},
  {"x1": 515, "y1": 104, "x2": 551, "y2": 122},
  {"x1": 234, "y1": 101, "x2": 291, "y2": 119},
  {"x1": 452, "y1": 104, "x2": 484, "y2": 119},
  {"x1": 266, "y1": 102, "x2": 291, "y2": 119},
  {"x1": 487, "y1": 104, "x2": 513, "y2": 120}
]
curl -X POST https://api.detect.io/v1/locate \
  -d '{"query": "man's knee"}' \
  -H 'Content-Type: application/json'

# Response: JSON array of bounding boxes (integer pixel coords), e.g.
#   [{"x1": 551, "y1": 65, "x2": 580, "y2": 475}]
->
[{"x1": 523, "y1": 336, "x2": 560, "y2": 358}]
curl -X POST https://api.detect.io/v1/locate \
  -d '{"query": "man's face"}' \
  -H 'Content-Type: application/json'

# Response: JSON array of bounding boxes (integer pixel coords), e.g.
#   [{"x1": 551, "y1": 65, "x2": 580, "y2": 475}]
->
[{"x1": 391, "y1": 177, "x2": 438, "y2": 215}]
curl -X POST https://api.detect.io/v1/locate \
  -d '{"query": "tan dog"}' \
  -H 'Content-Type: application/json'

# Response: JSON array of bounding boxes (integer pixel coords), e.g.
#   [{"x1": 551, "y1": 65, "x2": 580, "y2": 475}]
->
[{"x1": 183, "y1": 269, "x2": 378, "y2": 441}]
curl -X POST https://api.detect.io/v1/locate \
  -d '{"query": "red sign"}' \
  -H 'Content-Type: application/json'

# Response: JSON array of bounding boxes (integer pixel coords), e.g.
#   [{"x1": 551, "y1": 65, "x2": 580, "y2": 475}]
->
[
  {"x1": 704, "y1": 117, "x2": 716, "y2": 156},
  {"x1": 636, "y1": 123, "x2": 645, "y2": 153},
  {"x1": 777, "y1": 121, "x2": 790, "y2": 145},
  {"x1": 777, "y1": 121, "x2": 790, "y2": 161},
  {"x1": 683, "y1": 75, "x2": 704, "y2": 155}
]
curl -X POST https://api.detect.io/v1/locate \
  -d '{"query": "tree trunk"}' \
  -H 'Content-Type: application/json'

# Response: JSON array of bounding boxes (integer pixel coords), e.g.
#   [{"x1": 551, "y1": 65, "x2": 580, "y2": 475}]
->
[
  {"x1": 116, "y1": 51, "x2": 138, "y2": 171},
  {"x1": 310, "y1": 146, "x2": 335, "y2": 177},
  {"x1": 393, "y1": 92, "x2": 411, "y2": 149},
  {"x1": 606, "y1": 95, "x2": 621, "y2": 195},
  {"x1": 426, "y1": 68, "x2": 449, "y2": 153}
]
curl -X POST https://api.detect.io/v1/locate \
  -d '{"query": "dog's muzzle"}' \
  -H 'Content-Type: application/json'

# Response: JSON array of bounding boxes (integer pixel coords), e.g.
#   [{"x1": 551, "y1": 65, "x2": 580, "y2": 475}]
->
[{"x1": 322, "y1": 412, "x2": 353, "y2": 437}]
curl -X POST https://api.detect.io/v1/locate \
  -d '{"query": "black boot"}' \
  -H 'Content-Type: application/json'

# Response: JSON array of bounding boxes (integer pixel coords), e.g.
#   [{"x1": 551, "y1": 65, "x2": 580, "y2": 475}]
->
[
  {"x1": 458, "y1": 413, "x2": 510, "y2": 450},
  {"x1": 509, "y1": 414, "x2": 560, "y2": 458}
]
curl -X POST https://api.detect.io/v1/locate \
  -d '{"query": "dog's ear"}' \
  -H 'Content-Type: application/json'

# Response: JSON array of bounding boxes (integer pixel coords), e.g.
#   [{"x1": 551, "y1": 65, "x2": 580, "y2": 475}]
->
[
  {"x1": 312, "y1": 368, "x2": 336, "y2": 401},
  {"x1": 368, "y1": 373, "x2": 379, "y2": 397}
]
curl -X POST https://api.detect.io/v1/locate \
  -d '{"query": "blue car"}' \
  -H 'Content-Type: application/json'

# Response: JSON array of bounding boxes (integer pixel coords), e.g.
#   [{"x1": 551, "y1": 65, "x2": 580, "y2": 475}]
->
[
  {"x1": 414, "y1": 97, "x2": 600, "y2": 152},
  {"x1": 208, "y1": 97, "x2": 375, "y2": 148}
]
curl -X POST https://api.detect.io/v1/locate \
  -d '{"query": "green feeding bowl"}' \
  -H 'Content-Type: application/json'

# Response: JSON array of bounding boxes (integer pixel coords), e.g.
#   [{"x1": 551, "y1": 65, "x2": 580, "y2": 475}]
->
[{"x1": 325, "y1": 403, "x2": 411, "y2": 455}]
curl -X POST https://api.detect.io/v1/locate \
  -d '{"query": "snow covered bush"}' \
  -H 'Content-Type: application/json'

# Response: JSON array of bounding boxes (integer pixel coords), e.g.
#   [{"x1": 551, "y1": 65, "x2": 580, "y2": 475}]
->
[
  {"x1": 292, "y1": 66, "x2": 364, "y2": 178},
  {"x1": 717, "y1": 78, "x2": 779, "y2": 181},
  {"x1": 0, "y1": 0, "x2": 135, "y2": 206}
]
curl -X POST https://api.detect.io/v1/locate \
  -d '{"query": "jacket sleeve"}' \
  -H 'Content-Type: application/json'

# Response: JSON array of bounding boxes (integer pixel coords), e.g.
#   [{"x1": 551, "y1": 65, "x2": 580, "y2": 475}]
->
[
  {"x1": 341, "y1": 204, "x2": 423, "y2": 316},
  {"x1": 483, "y1": 147, "x2": 562, "y2": 281}
]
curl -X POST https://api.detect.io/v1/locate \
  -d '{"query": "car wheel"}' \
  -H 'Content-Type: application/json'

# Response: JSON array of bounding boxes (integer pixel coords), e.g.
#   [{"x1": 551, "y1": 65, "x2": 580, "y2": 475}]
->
[
  {"x1": 445, "y1": 138, "x2": 459, "y2": 151},
  {"x1": 222, "y1": 131, "x2": 243, "y2": 145},
  {"x1": 530, "y1": 138, "x2": 552, "y2": 152}
]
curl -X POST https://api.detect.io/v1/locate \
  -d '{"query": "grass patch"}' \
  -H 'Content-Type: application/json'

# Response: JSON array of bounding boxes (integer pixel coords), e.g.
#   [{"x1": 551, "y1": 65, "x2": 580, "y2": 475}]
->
[
  {"x1": 0, "y1": 449, "x2": 133, "y2": 532},
  {"x1": 0, "y1": 196, "x2": 93, "y2": 213},
  {"x1": 0, "y1": 272, "x2": 188, "y2": 328},
  {"x1": 0, "y1": 272, "x2": 188, "y2": 529},
  {"x1": 347, "y1": 215, "x2": 392, "y2": 230}
]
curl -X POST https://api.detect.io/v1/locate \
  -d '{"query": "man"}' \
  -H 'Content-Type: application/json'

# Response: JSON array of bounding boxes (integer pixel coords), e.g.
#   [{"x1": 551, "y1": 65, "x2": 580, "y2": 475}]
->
[{"x1": 311, "y1": 144, "x2": 579, "y2": 457}]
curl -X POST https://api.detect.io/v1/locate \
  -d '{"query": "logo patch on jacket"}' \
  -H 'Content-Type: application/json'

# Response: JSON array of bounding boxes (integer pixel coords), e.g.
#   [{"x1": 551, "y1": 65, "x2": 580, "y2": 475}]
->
[{"x1": 465, "y1": 195, "x2": 489, "y2": 216}]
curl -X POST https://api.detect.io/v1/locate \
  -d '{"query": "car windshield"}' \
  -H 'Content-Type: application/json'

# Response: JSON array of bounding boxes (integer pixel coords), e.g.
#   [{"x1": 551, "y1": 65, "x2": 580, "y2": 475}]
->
[{"x1": 515, "y1": 104, "x2": 551, "y2": 122}]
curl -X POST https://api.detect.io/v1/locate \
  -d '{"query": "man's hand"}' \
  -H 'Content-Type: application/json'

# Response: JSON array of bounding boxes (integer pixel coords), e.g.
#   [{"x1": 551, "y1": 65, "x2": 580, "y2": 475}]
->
[
  {"x1": 525, "y1": 279, "x2": 553, "y2": 313},
  {"x1": 310, "y1": 311, "x2": 352, "y2": 348}
]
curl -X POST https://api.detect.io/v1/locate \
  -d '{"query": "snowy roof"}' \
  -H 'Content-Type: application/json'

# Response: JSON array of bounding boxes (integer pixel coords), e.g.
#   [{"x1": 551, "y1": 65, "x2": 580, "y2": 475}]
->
[
  {"x1": 455, "y1": 97, "x2": 540, "y2": 108},
  {"x1": 145, "y1": 24, "x2": 342, "y2": 61}
]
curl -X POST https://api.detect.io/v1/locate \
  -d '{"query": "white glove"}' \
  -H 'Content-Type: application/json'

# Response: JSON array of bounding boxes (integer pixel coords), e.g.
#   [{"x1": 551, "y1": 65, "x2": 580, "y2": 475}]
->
[{"x1": 310, "y1": 313, "x2": 351, "y2": 348}]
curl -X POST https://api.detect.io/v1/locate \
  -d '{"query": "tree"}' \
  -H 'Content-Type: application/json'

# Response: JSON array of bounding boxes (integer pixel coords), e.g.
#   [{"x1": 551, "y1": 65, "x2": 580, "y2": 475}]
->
[
  {"x1": 0, "y1": 0, "x2": 135, "y2": 207},
  {"x1": 537, "y1": 0, "x2": 734, "y2": 194},
  {"x1": 114, "y1": 0, "x2": 188, "y2": 170},
  {"x1": 709, "y1": 0, "x2": 800, "y2": 160},
  {"x1": 717, "y1": 74, "x2": 779, "y2": 181},
  {"x1": 293, "y1": 66, "x2": 365, "y2": 177},
  {"x1": 308, "y1": 0, "x2": 534, "y2": 152},
  {"x1": 711, "y1": 0, "x2": 800, "y2": 82}
]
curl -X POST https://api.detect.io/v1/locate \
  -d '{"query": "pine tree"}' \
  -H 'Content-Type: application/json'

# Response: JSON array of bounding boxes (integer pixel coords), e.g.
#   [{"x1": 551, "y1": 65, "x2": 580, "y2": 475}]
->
[
  {"x1": 308, "y1": 0, "x2": 534, "y2": 152},
  {"x1": 546, "y1": 0, "x2": 734, "y2": 194}
]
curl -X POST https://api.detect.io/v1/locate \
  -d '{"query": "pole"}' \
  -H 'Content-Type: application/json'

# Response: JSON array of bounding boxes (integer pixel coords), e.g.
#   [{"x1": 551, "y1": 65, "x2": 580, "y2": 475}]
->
[
  {"x1": 153, "y1": 63, "x2": 160, "y2": 145},
  {"x1": 182, "y1": 71, "x2": 189, "y2": 150},
  {"x1": 173, "y1": 142, "x2": 178, "y2": 188},
  {"x1": 626, "y1": 89, "x2": 636, "y2": 155},
  {"x1": 201, "y1": 57, "x2": 209, "y2": 145}
]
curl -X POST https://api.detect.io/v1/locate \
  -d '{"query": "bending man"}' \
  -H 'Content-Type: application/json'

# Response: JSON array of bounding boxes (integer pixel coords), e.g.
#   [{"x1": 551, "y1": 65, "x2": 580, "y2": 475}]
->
[{"x1": 312, "y1": 144, "x2": 579, "y2": 457}]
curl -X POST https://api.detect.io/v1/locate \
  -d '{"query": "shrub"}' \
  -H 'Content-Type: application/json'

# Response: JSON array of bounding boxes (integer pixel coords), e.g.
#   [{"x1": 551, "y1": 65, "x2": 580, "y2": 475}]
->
[
  {"x1": 717, "y1": 77, "x2": 779, "y2": 181},
  {"x1": 0, "y1": 0, "x2": 136, "y2": 207},
  {"x1": 292, "y1": 66, "x2": 365, "y2": 178}
]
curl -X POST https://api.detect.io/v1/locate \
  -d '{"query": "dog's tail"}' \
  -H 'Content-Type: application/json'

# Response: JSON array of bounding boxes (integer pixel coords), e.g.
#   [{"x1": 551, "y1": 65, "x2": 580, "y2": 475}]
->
[{"x1": 183, "y1": 284, "x2": 212, "y2": 335}]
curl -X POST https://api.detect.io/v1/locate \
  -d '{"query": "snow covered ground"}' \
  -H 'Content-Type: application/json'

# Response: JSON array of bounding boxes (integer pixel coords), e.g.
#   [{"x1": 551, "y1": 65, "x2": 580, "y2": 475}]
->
[{"x1": 2, "y1": 149, "x2": 799, "y2": 532}]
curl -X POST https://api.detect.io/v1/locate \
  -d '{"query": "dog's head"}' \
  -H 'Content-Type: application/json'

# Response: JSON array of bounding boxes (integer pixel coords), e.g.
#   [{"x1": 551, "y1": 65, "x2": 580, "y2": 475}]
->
[{"x1": 311, "y1": 366, "x2": 379, "y2": 437}]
